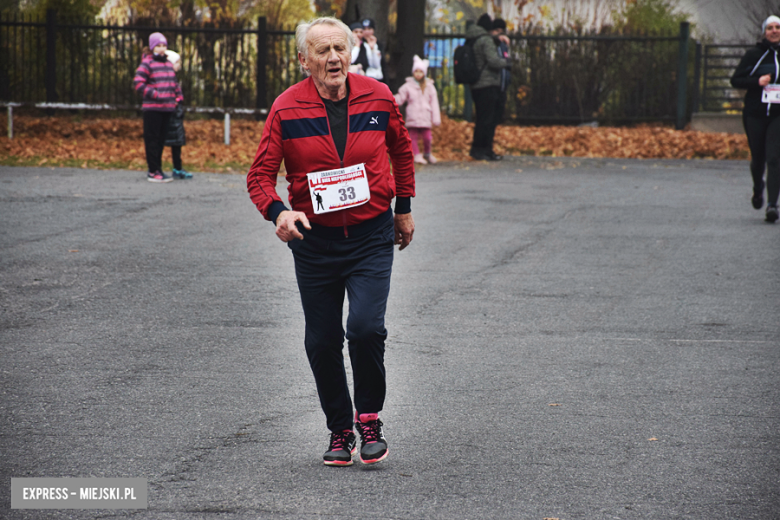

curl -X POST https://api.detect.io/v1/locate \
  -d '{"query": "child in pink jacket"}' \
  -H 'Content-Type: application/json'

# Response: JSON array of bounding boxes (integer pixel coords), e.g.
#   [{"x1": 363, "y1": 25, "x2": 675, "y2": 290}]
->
[{"x1": 395, "y1": 55, "x2": 441, "y2": 164}]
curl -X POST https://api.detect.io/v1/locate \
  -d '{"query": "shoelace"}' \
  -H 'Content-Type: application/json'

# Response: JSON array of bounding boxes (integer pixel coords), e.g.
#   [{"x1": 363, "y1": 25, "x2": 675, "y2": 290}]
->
[
  {"x1": 357, "y1": 419, "x2": 382, "y2": 442},
  {"x1": 330, "y1": 430, "x2": 352, "y2": 451}
]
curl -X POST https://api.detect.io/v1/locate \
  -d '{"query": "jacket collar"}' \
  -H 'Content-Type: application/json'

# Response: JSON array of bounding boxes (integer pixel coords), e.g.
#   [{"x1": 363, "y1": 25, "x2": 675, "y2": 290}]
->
[
  {"x1": 294, "y1": 74, "x2": 374, "y2": 105},
  {"x1": 759, "y1": 39, "x2": 780, "y2": 52}
]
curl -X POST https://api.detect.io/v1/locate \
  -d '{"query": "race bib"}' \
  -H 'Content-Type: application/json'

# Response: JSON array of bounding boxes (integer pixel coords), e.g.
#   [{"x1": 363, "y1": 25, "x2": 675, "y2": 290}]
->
[
  {"x1": 307, "y1": 163, "x2": 371, "y2": 214},
  {"x1": 762, "y1": 85, "x2": 780, "y2": 104}
]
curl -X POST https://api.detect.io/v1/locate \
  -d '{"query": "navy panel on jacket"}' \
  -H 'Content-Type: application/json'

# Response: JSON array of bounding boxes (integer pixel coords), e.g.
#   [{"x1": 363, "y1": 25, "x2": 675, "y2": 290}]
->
[
  {"x1": 349, "y1": 111, "x2": 389, "y2": 133},
  {"x1": 281, "y1": 117, "x2": 329, "y2": 140}
]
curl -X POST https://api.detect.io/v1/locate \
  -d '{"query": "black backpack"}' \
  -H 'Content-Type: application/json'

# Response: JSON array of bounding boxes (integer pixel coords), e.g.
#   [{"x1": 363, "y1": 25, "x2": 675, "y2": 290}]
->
[{"x1": 453, "y1": 36, "x2": 486, "y2": 85}]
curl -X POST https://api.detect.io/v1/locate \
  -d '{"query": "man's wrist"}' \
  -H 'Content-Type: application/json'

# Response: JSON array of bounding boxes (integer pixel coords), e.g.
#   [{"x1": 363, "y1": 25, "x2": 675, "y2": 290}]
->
[
  {"x1": 394, "y1": 196, "x2": 411, "y2": 214},
  {"x1": 269, "y1": 201, "x2": 289, "y2": 225}
]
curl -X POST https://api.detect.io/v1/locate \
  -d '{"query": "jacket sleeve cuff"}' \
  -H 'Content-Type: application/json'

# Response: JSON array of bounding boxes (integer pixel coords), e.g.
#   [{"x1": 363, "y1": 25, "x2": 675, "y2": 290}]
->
[
  {"x1": 268, "y1": 200, "x2": 289, "y2": 224},
  {"x1": 394, "y1": 196, "x2": 411, "y2": 214}
]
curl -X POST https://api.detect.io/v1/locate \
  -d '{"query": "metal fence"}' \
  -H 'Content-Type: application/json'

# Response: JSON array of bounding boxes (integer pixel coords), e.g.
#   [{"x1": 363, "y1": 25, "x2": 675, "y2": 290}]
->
[
  {"x1": 0, "y1": 10, "x2": 287, "y2": 109},
  {"x1": 698, "y1": 43, "x2": 751, "y2": 113},
  {"x1": 0, "y1": 12, "x2": 720, "y2": 125},
  {"x1": 424, "y1": 26, "x2": 692, "y2": 125}
]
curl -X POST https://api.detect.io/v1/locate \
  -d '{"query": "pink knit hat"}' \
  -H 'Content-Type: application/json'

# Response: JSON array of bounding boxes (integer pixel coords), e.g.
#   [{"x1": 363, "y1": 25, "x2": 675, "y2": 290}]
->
[
  {"x1": 412, "y1": 55, "x2": 429, "y2": 76},
  {"x1": 149, "y1": 32, "x2": 167, "y2": 51}
]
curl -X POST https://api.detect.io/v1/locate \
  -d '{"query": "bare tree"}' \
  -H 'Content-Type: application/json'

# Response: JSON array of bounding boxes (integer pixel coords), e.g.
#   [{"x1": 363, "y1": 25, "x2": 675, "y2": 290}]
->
[
  {"x1": 744, "y1": 0, "x2": 780, "y2": 39},
  {"x1": 388, "y1": 0, "x2": 425, "y2": 93},
  {"x1": 342, "y1": 0, "x2": 390, "y2": 48}
]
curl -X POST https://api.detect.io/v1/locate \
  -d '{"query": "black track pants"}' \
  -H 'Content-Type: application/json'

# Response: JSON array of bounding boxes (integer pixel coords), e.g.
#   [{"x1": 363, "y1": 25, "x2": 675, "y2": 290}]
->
[
  {"x1": 470, "y1": 86, "x2": 502, "y2": 155},
  {"x1": 143, "y1": 110, "x2": 172, "y2": 173},
  {"x1": 288, "y1": 215, "x2": 395, "y2": 432},
  {"x1": 171, "y1": 146, "x2": 182, "y2": 171},
  {"x1": 743, "y1": 112, "x2": 780, "y2": 206}
]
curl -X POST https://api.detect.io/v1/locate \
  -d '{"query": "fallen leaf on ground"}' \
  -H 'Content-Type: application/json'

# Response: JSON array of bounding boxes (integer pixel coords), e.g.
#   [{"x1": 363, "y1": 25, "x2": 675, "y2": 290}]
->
[{"x1": 0, "y1": 114, "x2": 750, "y2": 173}]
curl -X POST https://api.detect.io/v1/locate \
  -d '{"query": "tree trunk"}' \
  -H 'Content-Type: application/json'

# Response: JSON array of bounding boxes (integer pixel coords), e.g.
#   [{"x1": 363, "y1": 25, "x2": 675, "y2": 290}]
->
[
  {"x1": 388, "y1": 0, "x2": 425, "y2": 93},
  {"x1": 355, "y1": 0, "x2": 389, "y2": 49},
  {"x1": 342, "y1": 0, "x2": 360, "y2": 24}
]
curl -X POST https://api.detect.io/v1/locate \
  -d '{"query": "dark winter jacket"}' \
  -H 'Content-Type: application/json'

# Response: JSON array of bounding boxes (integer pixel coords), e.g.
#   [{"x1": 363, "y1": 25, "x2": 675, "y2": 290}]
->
[
  {"x1": 133, "y1": 52, "x2": 183, "y2": 112},
  {"x1": 731, "y1": 39, "x2": 780, "y2": 118},
  {"x1": 465, "y1": 24, "x2": 508, "y2": 91},
  {"x1": 164, "y1": 103, "x2": 186, "y2": 147},
  {"x1": 351, "y1": 42, "x2": 370, "y2": 74}
]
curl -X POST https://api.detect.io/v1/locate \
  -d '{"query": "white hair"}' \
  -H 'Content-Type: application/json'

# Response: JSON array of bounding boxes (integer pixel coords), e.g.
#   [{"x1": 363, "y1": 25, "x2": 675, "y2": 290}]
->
[{"x1": 295, "y1": 17, "x2": 355, "y2": 74}]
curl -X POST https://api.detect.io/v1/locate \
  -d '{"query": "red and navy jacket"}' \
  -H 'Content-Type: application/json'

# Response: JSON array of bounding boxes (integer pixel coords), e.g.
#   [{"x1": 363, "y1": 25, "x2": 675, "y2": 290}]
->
[
  {"x1": 133, "y1": 53, "x2": 183, "y2": 112},
  {"x1": 247, "y1": 73, "x2": 415, "y2": 228}
]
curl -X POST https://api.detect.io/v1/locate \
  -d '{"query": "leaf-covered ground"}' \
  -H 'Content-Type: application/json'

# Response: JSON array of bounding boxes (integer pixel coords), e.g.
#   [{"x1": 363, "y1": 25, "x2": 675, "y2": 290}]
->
[{"x1": 0, "y1": 114, "x2": 749, "y2": 173}]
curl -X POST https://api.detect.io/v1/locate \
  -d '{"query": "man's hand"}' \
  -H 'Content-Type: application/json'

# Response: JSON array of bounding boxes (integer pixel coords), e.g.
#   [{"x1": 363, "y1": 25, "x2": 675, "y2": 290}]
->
[
  {"x1": 394, "y1": 212, "x2": 415, "y2": 251},
  {"x1": 275, "y1": 210, "x2": 311, "y2": 242},
  {"x1": 498, "y1": 34, "x2": 510, "y2": 45},
  {"x1": 760, "y1": 74, "x2": 772, "y2": 87}
]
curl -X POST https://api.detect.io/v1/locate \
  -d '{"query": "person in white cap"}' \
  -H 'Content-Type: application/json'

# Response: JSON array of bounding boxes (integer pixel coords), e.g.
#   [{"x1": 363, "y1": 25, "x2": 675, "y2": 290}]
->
[
  {"x1": 731, "y1": 15, "x2": 780, "y2": 222},
  {"x1": 360, "y1": 18, "x2": 383, "y2": 81},
  {"x1": 394, "y1": 55, "x2": 441, "y2": 164}
]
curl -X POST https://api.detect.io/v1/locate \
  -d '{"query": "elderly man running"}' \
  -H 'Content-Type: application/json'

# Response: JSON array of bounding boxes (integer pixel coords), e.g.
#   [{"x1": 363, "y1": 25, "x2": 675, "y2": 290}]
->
[{"x1": 246, "y1": 16, "x2": 416, "y2": 466}]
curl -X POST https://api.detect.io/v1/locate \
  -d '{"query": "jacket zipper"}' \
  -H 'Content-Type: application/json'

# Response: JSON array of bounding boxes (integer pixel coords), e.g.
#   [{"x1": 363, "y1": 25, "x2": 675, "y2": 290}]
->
[{"x1": 773, "y1": 49, "x2": 779, "y2": 116}]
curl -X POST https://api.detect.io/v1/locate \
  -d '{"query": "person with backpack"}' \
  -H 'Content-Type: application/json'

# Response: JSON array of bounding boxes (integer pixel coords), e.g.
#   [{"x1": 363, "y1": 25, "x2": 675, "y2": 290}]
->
[{"x1": 465, "y1": 14, "x2": 509, "y2": 161}]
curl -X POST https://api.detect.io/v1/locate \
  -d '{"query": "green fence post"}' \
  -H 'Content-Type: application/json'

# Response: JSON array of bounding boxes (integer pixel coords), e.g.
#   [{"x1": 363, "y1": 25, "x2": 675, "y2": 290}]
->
[
  {"x1": 692, "y1": 41, "x2": 702, "y2": 114},
  {"x1": 256, "y1": 16, "x2": 267, "y2": 110},
  {"x1": 676, "y1": 21, "x2": 690, "y2": 130},
  {"x1": 463, "y1": 20, "x2": 474, "y2": 122},
  {"x1": 45, "y1": 9, "x2": 57, "y2": 105}
]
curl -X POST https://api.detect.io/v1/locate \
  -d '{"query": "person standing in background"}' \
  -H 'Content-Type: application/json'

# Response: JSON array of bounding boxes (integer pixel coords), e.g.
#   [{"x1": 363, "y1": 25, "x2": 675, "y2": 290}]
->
[
  {"x1": 491, "y1": 18, "x2": 511, "y2": 124},
  {"x1": 163, "y1": 50, "x2": 192, "y2": 180},
  {"x1": 395, "y1": 55, "x2": 441, "y2": 164},
  {"x1": 349, "y1": 21, "x2": 369, "y2": 75},
  {"x1": 133, "y1": 32, "x2": 181, "y2": 183},
  {"x1": 361, "y1": 18, "x2": 384, "y2": 82},
  {"x1": 467, "y1": 14, "x2": 508, "y2": 161}
]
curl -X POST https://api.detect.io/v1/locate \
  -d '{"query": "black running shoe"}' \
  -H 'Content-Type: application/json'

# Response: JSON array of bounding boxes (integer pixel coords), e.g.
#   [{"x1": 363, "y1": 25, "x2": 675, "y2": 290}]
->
[
  {"x1": 766, "y1": 205, "x2": 779, "y2": 223},
  {"x1": 323, "y1": 429, "x2": 356, "y2": 466},
  {"x1": 355, "y1": 413, "x2": 388, "y2": 464},
  {"x1": 753, "y1": 183, "x2": 765, "y2": 210}
]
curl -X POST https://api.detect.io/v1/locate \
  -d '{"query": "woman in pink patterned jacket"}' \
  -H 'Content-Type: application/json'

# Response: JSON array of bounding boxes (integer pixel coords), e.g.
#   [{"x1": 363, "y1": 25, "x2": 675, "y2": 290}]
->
[
  {"x1": 394, "y1": 55, "x2": 441, "y2": 164},
  {"x1": 133, "y1": 32, "x2": 183, "y2": 183}
]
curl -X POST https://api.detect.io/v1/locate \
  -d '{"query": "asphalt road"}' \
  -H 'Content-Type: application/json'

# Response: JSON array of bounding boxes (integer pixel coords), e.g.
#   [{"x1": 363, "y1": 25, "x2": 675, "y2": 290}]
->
[{"x1": 1, "y1": 157, "x2": 778, "y2": 519}]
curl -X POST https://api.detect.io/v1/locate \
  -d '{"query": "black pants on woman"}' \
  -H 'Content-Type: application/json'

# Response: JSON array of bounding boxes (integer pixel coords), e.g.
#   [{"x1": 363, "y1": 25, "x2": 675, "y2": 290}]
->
[
  {"x1": 143, "y1": 110, "x2": 172, "y2": 173},
  {"x1": 743, "y1": 112, "x2": 780, "y2": 207},
  {"x1": 470, "y1": 85, "x2": 502, "y2": 157}
]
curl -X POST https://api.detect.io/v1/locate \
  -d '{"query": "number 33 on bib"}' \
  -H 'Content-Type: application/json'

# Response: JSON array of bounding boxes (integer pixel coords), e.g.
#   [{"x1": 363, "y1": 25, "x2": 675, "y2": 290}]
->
[{"x1": 307, "y1": 163, "x2": 371, "y2": 214}]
